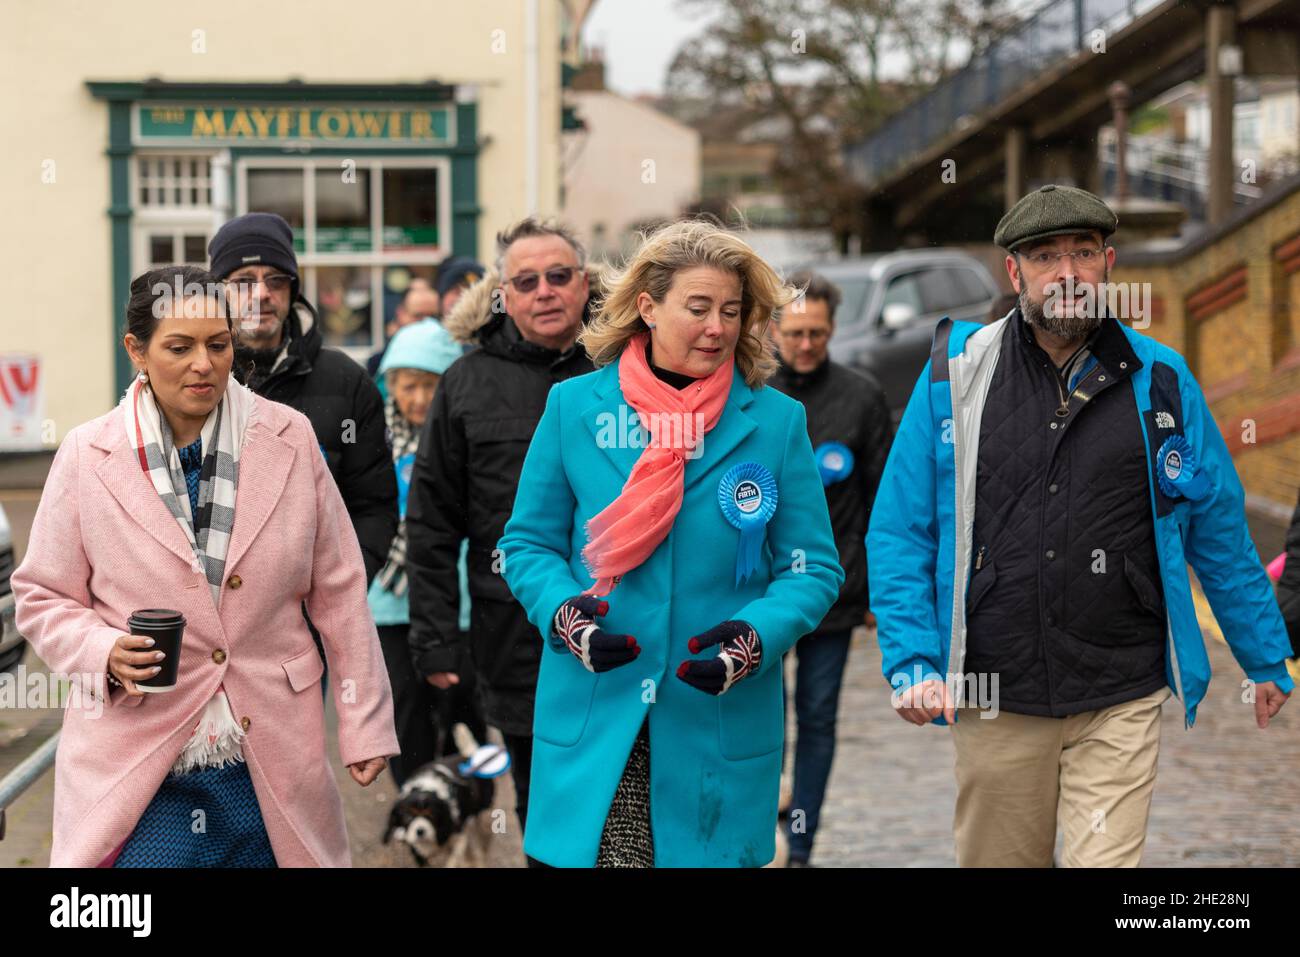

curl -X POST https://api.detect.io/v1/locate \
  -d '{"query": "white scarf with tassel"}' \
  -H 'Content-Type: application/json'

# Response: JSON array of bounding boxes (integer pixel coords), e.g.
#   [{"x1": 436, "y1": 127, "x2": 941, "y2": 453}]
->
[{"x1": 121, "y1": 375, "x2": 257, "y2": 774}]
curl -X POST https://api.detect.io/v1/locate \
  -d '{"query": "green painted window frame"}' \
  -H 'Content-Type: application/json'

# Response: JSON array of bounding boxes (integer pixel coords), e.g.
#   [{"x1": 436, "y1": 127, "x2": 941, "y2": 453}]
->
[{"x1": 87, "y1": 81, "x2": 479, "y2": 399}]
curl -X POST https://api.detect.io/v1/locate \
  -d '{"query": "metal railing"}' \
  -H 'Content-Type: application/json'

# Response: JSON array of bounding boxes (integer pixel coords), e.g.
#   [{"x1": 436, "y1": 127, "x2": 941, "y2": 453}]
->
[
  {"x1": 844, "y1": 0, "x2": 1170, "y2": 187},
  {"x1": 0, "y1": 591, "x2": 58, "y2": 843},
  {"x1": 1097, "y1": 134, "x2": 1263, "y2": 221}
]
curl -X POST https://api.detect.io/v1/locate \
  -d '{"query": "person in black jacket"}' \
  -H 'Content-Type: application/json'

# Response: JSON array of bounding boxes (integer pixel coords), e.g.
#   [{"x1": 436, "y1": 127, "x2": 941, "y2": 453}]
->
[
  {"x1": 405, "y1": 218, "x2": 598, "y2": 845},
  {"x1": 769, "y1": 270, "x2": 891, "y2": 867},
  {"x1": 211, "y1": 213, "x2": 397, "y2": 588},
  {"x1": 1274, "y1": 489, "x2": 1300, "y2": 659}
]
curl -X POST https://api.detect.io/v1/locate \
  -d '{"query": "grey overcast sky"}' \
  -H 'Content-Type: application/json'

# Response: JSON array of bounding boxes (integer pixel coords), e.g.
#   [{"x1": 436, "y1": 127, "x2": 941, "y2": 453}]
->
[
  {"x1": 580, "y1": 0, "x2": 716, "y2": 97},
  {"x1": 579, "y1": 0, "x2": 1050, "y2": 98}
]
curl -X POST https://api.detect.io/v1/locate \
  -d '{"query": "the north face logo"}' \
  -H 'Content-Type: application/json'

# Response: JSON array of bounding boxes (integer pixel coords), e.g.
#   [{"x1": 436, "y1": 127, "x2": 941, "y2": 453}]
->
[{"x1": 1155, "y1": 411, "x2": 1175, "y2": 429}]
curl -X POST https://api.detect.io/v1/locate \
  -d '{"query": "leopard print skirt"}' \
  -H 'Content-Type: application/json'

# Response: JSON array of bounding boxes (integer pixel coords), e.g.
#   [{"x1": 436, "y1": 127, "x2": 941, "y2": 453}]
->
[{"x1": 595, "y1": 720, "x2": 654, "y2": 867}]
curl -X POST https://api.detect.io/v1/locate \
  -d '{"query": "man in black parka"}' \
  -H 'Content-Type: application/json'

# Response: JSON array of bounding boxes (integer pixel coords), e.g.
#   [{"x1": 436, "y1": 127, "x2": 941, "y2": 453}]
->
[
  {"x1": 405, "y1": 218, "x2": 598, "y2": 843},
  {"x1": 210, "y1": 212, "x2": 397, "y2": 595}
]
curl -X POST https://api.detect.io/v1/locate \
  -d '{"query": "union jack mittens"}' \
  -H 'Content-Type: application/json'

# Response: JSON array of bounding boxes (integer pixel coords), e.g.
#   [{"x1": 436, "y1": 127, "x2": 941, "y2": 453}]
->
[
  {"x1": 676, "y1": 620, "x2": 763, "y2": 695},
  {"x1": 553, "y1": 595, "x2": 641, "y2": 673}
]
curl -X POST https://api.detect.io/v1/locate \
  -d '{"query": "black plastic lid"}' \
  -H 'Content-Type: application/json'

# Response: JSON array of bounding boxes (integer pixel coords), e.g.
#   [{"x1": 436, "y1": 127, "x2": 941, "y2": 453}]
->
[{"x1": 128, "y1": 608, "x2": 186, "y2": 625}]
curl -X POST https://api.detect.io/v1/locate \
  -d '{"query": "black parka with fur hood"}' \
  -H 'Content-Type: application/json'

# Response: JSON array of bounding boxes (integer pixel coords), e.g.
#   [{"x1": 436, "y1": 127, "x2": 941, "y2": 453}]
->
[{"x1": 405, "y1": 264, "x2": 606, "y2": 735}]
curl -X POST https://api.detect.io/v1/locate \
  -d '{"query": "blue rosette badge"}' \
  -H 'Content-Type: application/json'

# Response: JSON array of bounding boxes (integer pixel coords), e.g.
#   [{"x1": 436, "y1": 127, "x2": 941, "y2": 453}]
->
[
  {"x1": 815, "y1": 441, "x2": 855, "y2": 487},
  {"x1": 1155, "y1": 434, "x2": 1212, "y2": 501},
  {"x1": 718, "y1": 462, "x2": 778, "y2": 586}
]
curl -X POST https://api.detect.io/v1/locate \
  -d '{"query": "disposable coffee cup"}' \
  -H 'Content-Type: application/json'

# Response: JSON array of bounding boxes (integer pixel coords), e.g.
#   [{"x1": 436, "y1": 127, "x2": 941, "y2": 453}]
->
[{"x1": 126, "y1": 609, "x2": 186, "y2": 693}]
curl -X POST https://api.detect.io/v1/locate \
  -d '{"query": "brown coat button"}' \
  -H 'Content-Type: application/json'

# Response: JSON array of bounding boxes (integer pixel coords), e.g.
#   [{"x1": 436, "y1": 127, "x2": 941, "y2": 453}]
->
[
  {"x1": 227, "y1": 575, "x2": 243, "y2": 589},
  {"x1": 241, "y1": 716, "x2": 251, "y2": 732},
  {"x1": 212, "y1": 649, "x2": 227, "y2": 664}
]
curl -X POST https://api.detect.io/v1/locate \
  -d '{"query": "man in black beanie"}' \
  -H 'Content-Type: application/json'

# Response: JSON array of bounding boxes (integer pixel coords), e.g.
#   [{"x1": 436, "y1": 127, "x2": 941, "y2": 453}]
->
[{"x1": 210, "y1": 212, "x2": 397, "y2": 589}]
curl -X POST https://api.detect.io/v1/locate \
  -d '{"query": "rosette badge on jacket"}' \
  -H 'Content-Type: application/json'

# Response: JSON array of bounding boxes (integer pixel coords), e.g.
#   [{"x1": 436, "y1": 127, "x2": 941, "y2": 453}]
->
[{"x1": 1155, "y1": 434, "x2": 1212, "y2": 502}]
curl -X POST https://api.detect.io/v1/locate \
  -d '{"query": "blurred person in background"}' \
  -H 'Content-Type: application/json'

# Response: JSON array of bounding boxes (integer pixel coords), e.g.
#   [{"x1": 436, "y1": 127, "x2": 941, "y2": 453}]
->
[
  {"x1": 211, "y1": 213, "x2": 397, "y2": 688},
  {"x1": 369, "y1": 318, "x2": 487, "y2": 786},
  {"x1": 367, "y1": 277, "x2": 441, "y2": 384},
  {"x1": 769, "y1": 269, "x2": 891, "y2": 867},
  {"x1": 434, "y1": 256, "x2": 485, "y2": 320}
]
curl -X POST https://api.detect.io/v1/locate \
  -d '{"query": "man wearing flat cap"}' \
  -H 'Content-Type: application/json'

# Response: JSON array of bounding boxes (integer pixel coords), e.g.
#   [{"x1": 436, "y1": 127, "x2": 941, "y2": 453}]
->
[{"x1": 868, "y1": 184, "x2": 1293, "y2": 866}]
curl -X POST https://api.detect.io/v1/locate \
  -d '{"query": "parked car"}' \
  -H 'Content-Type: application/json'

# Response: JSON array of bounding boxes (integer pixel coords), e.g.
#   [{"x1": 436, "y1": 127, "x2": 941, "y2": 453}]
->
[
  {"x1": 808, "y1": 249, "x2": 1003, "y2": 425},
  {"x1": 0, "y1": 502, "x2": 22, "y2": 675}
]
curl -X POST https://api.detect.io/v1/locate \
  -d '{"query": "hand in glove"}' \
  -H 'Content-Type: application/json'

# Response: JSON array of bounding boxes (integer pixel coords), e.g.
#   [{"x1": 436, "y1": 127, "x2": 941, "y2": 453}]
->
[
  {"x1": 553, "y1": 595, "x2": 640, "y2": 673},
  {"x1": 675, "y1": 620, "x2": 763, "y2": 695}
]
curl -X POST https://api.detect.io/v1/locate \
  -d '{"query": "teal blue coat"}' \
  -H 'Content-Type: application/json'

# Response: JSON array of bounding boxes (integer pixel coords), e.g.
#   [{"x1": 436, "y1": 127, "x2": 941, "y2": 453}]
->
[{"x1": 499, "y1": 359, "x2": 844, "y2": 867}]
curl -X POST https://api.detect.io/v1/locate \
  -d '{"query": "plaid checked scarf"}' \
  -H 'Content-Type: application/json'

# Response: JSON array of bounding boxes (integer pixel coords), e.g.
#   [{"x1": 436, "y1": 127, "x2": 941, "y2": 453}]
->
[
  {"x1": 376, "y1": 395, "x2": 420, "y2": 597},
  {"x1": 121, "y1": 374, "x2": 256, "y2": 773}
]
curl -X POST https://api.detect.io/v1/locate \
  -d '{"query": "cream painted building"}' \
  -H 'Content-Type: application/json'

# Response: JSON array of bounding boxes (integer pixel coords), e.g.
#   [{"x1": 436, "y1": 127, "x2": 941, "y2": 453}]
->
[
  {"x1": 1, "y1": 0, "x2": 584, "y2": 445},
  {"x1": 562, "y1": 88, "x2": 700, "y2": 261}
]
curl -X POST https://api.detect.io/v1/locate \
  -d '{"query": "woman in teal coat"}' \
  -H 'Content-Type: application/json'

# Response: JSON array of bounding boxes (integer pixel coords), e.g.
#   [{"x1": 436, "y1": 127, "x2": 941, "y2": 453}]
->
[{"x1": 499, "y1": 220, "x2": 844, "y2": 867}]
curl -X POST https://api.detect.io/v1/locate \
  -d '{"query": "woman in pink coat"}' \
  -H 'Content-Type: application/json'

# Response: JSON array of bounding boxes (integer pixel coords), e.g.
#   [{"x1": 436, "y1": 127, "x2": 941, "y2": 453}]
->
[{"x1": 12, "y1": 265, "x2": 399, "y2": 867}]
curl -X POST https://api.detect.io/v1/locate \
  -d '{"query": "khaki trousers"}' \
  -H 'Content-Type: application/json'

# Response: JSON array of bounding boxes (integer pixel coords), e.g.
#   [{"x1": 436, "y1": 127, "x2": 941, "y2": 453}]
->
[{"x1": 950, "y1": 686, "x2": 1171, "y2": 867}]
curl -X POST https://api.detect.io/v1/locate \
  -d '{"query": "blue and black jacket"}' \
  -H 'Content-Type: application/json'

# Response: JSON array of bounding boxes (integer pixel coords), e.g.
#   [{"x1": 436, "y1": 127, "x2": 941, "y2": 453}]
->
[{"x1": 867, "y1": 310, "x2": 1295, "y2": 727}]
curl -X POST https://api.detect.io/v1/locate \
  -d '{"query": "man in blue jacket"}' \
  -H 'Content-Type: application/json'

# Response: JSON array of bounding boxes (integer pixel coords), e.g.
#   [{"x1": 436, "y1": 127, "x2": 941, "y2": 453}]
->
[{"x1": 867, "y1": 184, "x2": 1293, "y2": 867}]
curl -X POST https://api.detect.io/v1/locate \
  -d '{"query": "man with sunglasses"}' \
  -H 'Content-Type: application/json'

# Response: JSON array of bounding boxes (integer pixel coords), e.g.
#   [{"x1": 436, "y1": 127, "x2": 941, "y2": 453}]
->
[
  {"x1": 405, "y1": 218, "x2": 597, "y2": 856},
  {"x1": 210, "y1": 212, "x2": 397, "y2": 595},
  {"x1": 769, "y1": 270, "x2": 890, "y2": 867},
  {"x1": 868, "y1": 184, "x2": 1292, "y2": 867}
]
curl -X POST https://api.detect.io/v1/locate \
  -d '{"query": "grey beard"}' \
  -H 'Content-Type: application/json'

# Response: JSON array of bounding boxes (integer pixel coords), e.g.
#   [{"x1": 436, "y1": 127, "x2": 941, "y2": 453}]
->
[
  {"x1": 1019, "y1": 291, "x2": 1102, "y2": 340},
  {"x1": 233, "y1": 342, "x2": 282, "y2": 389},
  {"x1": 1018, "y1": 267, "x2": 1108, "y2": 340}
]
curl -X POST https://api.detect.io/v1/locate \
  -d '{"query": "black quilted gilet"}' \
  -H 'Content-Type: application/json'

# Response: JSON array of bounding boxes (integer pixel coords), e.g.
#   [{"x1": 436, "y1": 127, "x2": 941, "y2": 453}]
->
[{"x1": 963, "y1": 311, "x2": 1168, "y2": 717}]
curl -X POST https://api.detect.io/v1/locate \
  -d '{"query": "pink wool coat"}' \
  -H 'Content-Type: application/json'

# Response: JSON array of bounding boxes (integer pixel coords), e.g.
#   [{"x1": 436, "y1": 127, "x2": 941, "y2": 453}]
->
[{"x1": 11, "y1": 395, "x2": 399, "y2": 867}]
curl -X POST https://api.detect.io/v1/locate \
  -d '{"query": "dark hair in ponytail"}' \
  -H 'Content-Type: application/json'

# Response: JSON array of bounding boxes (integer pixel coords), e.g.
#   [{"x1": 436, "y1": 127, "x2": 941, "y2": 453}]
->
[{"x1": 123, "y1": 264, "x2": 231, "y2": 347}]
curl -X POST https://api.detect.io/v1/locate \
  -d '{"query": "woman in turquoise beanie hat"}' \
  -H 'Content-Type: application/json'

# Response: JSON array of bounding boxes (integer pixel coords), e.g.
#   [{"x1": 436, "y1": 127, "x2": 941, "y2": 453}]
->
[{"x1": 371, "y1": 319, "x2": 485, "y2": 785}]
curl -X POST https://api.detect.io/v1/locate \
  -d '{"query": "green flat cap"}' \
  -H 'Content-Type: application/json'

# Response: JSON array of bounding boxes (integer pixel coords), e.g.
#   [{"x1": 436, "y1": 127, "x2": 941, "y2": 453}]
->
[{"x1": 994, "y1": 184, "x2": 1118, "y2": 251}]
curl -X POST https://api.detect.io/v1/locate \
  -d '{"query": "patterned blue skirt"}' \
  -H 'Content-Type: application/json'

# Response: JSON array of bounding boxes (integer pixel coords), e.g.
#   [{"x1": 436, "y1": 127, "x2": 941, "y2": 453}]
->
[{"x1": 113, "y1": 760, "x2": 277, "y2": 868}]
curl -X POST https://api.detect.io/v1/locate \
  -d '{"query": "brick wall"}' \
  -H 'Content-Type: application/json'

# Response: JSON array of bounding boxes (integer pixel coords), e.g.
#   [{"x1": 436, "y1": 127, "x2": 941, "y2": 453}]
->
[{"x1": 1111, "y1": 184, "x2": 1300, "y2": 536}]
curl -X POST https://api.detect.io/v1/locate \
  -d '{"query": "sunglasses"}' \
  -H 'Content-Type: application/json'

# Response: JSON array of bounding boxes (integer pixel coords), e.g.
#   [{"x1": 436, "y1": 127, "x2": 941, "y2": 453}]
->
[
  {"x1": 226, "y1": 273, "x2": 293, "y2": 293},
  {"x1": 503, "y1": 266, "x2": 578, "y2": 294}
]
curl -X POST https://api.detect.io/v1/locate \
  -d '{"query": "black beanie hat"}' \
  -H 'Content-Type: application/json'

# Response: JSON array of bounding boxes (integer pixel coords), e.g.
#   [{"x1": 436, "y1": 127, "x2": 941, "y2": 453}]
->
[
  {"x1": 435, "y1": 256, "x2": 486, "y2": 298},
  {"x1": 208, "y1": 212, "x2": 300, "y2": 300}
]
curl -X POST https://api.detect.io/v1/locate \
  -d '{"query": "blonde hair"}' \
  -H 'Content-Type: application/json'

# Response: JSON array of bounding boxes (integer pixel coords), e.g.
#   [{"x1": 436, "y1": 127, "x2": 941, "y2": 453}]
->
[{"x1": 580, "y1": 219, "x2": 795, "y2": 387}]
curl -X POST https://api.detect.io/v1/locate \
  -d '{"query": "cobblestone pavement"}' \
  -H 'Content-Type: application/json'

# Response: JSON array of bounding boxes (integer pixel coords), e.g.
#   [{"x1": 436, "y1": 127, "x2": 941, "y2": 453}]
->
[{"x1": 797, "y1": 624, "x2": 1300, "y2": 867}]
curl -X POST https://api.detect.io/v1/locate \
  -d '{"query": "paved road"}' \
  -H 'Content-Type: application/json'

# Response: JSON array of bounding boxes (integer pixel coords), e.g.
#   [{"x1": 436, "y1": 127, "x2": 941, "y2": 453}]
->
[{"x1": 801, "y1": 625, "x2": 1300, "y2": 867}]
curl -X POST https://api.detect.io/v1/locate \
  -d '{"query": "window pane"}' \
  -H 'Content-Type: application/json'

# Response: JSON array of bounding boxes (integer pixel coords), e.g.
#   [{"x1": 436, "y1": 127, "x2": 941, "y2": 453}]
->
[
  {"x1": 918, "y1": 268, "x2": 962, "y2": 313},
  {"x1": 313, "y1": 265, "x2": 373, "y2": 348},
  {"x1": 832, "y1": 278, "x2": 874, "y2": 327},
  {"x1": 382, "y1": 168, "x2": 440, "y2": 251},
  {"x1": 246, "y1": 169, "x2": 306, "y2": 252},
  {"x1": 882, "y1": 273, "x2": 923, "y2": 314},
  {"x1": 183, "y1": 234, "x2": 208, "y2": 264},
  {"x1": 951, "y1": 268, "x2": 991, "y2": 306},
  {"x1": 315, "y1": 168, "x2": 372, "y2": 253},
  {"x1": 149, "y1": 234, "x2": 173, "y2": 264}
]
